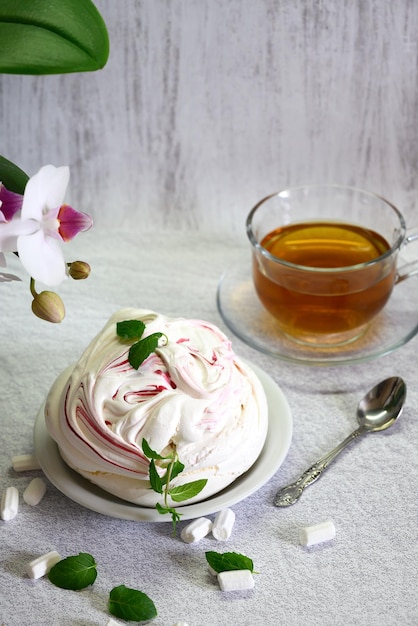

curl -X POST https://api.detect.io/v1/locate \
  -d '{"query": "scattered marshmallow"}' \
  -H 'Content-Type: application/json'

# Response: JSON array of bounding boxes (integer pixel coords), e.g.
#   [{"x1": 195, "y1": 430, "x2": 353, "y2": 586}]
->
[
  {"x1": 181, "y1": 517, "x2": 212, "y2": 543},
  {"x1": 299, "y1": 520, "x2": 336, "y2": 547},
  {"x1": 106, "y1": 619, "x2": 123, "y2": 626},
  {"x1": 23, "y1": 478, "x2": 47, "y2": 506},
  {"x1": 26, "y1": 550, "x2": 61, "y2": 579},
  {"x1": 172, "y1": 623, "x2": 189, "y2": 626},
  {"x1": 12, "y1": 453, "x2": 41, "y2": 472},
  {"x1": 217, "y1": 569, "x2": 255, "y2": 592},
  {"x1": 211, "y1": 508, "x2": 235, "y2": 541},
  {"x1": 1, "y1": 486, "x2": 19, "y2": 521}
]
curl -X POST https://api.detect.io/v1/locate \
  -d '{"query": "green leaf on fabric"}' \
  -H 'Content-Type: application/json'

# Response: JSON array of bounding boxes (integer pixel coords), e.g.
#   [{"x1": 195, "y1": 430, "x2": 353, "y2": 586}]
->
[
  {"x1": 109, "y1": 584, "x2": 157, "y2": 622},
  {"x1": 0, "y1": 0, "x2": 109, "y2": 75},
  {"x1": 48, "y1": 552, "x2": 97, "y2": 590},
  {"x1": 205, "y1": 551, "x2": 254, "y2": 574}
]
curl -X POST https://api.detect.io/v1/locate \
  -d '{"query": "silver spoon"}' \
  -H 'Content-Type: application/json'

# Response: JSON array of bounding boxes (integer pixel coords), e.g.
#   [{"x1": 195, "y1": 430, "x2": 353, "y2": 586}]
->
[{"x1": 274, "y1": 376, "x2": 406, "y2": 507}]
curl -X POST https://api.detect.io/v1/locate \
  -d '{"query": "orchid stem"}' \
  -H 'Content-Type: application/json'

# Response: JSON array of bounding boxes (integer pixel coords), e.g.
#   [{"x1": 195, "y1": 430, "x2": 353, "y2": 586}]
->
[{"x1": 29, "y1": 277, "x2": 38, "y2": 298}]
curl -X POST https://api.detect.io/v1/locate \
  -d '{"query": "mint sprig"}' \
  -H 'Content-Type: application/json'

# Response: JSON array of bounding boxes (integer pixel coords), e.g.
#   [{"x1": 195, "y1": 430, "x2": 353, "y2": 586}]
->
[
  {"x1": 48, "y1": 553, "x2": 97, "y2": 590},
  {"x1": 109, "y1": 584, "x2": 157, "y2": 622},
  {"x1": 142, "y1": 438, "x2": 208, "y2": 533},
  {"x1": 116, "y1": 319, "x2": 167, "y2": 369},
  {"x1": 205, "y1": 551, "x2": 254, "y2": 574}
]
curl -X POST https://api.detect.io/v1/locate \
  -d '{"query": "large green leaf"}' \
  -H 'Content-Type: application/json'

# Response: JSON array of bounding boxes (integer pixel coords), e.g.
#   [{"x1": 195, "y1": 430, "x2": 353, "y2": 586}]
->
[
  {"x1": 0, "y1": 155, "x2": 28, "y2": 194},
  {"x1": 0, "y1": 0, "x2": 109, "y2": 74}
]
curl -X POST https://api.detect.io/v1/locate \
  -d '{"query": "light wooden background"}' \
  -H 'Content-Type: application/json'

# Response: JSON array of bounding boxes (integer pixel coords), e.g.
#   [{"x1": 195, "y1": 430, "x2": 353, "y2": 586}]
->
[{"x1": 1, "y1": 0, "x2": 418, "y2": 236}]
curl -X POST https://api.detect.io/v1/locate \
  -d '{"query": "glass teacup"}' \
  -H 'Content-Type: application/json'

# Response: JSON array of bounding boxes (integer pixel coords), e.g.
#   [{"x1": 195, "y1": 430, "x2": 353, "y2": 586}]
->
[{"x1": 246, "y1": 185, "x2": 418, "y2": 347}]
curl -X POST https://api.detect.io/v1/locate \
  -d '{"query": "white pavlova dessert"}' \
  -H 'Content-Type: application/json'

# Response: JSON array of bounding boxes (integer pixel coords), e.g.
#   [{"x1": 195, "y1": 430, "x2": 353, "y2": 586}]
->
[{"x1": 45, "y1": 308, "x2": 268, "y2": 507}]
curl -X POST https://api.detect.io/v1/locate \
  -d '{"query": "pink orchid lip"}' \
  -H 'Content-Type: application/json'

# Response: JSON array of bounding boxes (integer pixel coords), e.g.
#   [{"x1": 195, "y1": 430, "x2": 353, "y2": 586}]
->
[
  {"x1": 0, "y1": 185, "x2": 23, "y2": 221},
  {"x1": 57, "y1": 204, "x2": 93, "y2": 242}
]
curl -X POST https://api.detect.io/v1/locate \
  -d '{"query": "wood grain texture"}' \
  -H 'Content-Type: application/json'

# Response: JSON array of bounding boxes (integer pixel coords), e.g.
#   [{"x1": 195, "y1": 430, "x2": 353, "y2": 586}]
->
[{"x1": 1, "y1": 0, "x2": 418, "y2": 235}]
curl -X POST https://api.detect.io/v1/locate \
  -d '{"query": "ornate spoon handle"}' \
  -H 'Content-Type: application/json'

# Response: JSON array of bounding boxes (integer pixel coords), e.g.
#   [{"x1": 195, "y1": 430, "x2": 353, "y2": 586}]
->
[{"x1": 274, "y1": 426, "x2": 366, "y2": 507}]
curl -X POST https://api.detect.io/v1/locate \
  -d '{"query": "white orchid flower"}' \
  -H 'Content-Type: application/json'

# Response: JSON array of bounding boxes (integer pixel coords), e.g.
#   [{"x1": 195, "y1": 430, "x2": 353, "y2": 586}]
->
[{"x1": 0, "y1": 164, "x2": 92, "y2": 286}]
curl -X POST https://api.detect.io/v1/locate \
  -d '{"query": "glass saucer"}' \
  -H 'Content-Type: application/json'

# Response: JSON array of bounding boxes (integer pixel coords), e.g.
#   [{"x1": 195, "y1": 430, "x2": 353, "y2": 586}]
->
[{"x1": 217, "y1": 252, "x2": 418, "y2": 366}]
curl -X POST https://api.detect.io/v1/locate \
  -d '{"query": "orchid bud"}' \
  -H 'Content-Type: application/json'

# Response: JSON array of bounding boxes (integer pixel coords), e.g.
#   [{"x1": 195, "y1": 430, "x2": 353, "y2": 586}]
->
[
  {"x1": 68, "y1": 260, "x2": 91, "y2": 280},
  {"x1": 31, "y1": 291, "x2": 65, "y2": 323}
]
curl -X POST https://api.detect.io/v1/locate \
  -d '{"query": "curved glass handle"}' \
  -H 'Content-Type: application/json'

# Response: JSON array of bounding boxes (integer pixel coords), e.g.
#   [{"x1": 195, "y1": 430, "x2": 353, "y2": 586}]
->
[{"x1": 395, "y1": 227, "x2": 418, "y2": 284}]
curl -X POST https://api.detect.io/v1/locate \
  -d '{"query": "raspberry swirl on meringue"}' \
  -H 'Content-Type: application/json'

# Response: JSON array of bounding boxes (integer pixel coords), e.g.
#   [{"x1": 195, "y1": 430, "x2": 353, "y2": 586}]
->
[{"x1": 45, "y1": 309, "x2": 268, "y2": 507}]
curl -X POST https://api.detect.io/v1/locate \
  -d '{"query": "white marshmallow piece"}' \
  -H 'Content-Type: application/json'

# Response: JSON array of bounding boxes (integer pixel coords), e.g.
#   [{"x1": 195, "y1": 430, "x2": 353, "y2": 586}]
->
[
  {"x1": 106, "y1": 619, "x2": 123, "y2": 626},
  {"x1": 180, "y1": 517, "x2": 212, "y2": 543},
  {"x1": 12, "y1": 453, "x2": 41, "y2": 472},
  {"x1": 211, "y1": 508, "x2": 235, "y2": 541},
  {"x1": 23, "y1": 478, "x2": 47, "y2": 506},
  {"x1": 1, "y1": 486, "x2": 19, "y2": 521},
  {"x1": 26, "y1": 550, "x2": 62, "y2": 580},
  {"x1": 172, "y1": 623, "x2": 189, "y2": 626},
  {"x1": 299, "y1": 520, "x2": 336, "y2": 547},
  {"x1": 217, "y1": 569, "x2": 255, "y2": 592}
]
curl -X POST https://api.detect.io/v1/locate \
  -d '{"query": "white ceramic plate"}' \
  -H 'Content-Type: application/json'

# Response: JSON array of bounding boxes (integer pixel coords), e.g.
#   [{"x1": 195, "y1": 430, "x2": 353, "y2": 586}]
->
[{"x1": 33, "y1": 363, "x2": 292, "y2": 522}]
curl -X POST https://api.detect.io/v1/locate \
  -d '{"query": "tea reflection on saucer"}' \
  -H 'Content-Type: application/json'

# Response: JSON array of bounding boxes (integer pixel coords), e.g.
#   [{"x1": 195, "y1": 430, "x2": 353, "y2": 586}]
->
[{"x1": 217, "y1": 253, "x2": 418, "y2": 366}]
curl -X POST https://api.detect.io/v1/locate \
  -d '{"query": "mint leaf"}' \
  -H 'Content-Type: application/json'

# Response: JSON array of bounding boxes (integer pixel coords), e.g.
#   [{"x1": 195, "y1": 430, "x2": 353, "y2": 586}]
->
[
  {"x1": 161, "y1": 459, "x2": 184, "y2": 486},
  {"x1": 205, "y1": 551, "x2": 254, "y2": 574},
  {"x1": 109, "y1": 584, "x2": 157, "y2": 622},
  {"x1": 48, "y1": 553, "x2": 97, "y2": 590},
  {"x1": 169, "y1": 478, "x2": 208, "y2": 503},
  {"x1": 142, "y1": 438, "x2": 168, "y2": 461},
  {"x1": 129, "y1": 333, "x2": 163, "y2": 369},
  {"x1": 156, "y1": 503, "x2": 182, "y2": 533},
  {"x1": 116, "y1": 319, "x2": 145, "y2": 341},
  {"x1": 149, "y1": 459, "x2": 163, "y2": 494}
]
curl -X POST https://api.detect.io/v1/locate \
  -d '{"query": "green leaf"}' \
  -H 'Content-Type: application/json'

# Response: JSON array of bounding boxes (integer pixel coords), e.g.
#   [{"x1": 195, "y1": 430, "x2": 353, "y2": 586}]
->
[
  {"x1": 129, "y1": 333, "x2": 163, "y2": 369},
  {"x1": 0, "y1": 155, "x2": 29, "y2": 194},
  {"x1": 0, "y1": 0, "x2": 109, "y2": 75},
  {"x1": 109, "y1": 584, "x2": 157, "y2": 622},
  {"x1": 156, "y1": 503, "x2": 182, "y2": 533},
  {"x1": 149, "y1": 459, "x2": 163, "y2": 494},
  {"x1": 155, "y1": 502, "x2": 181, "y2": 521},
  {"x1": 142, "y1": 438, "x2": 168, "y2": 461},
  {"x1": 117, "y1": 319, "x2": 146, "y2": 341},
  {"x1": 48, "y1": 552, "x2": 97, "y2": 590},
  {"x1": 161, "y1": 459, "x2": 184, "y2": 486},
  {"x1": 155, "y1": 502, "x2": 171, "y2": 516},
  {"x1": 169, "y1": 479, "x2": 208, "y2": 503},
  {"x1": 205, "y1": 551, "x2": 254, "y2": 574}
]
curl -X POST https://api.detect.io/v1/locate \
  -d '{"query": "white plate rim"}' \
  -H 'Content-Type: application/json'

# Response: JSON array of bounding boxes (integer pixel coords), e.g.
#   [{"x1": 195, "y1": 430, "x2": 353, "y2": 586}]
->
[{"x1": 33, "y1": 362, "x2": 292, "y2": 522}]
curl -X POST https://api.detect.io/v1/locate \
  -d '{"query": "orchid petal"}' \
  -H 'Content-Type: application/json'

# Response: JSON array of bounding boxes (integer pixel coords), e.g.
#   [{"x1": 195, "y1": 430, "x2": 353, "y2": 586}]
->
[
  {"x1": 0, "y1": 218, "x2": 37, "y2": 252},
  {"x1": 58, "y1": 204, "x2": 93, "y2": 241},
  {"x1": 21, "y1": 165, "x2": 69, "y2": 220},
  {"x1": 0, "y1": 184, "x2": 23, "y2": 221},
  {"x1": 17, "y1": 229, "x2": 67, "y2": 286}
]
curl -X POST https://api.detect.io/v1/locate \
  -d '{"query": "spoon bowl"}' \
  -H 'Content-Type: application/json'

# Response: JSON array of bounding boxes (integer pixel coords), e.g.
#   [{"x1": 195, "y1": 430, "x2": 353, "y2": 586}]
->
[
  {"x1": 275, "y1": 376, "x2": 406, "y2": 506},
  {"x1": 357, "y1": 376, "x2": 406, "y2": 432}
]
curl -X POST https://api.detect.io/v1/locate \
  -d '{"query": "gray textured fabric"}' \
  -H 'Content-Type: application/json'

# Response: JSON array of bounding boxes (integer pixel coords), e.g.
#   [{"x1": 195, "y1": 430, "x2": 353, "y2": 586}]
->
[{"x1": 1, "y1": 229, "x2": 417, "y2": 625}]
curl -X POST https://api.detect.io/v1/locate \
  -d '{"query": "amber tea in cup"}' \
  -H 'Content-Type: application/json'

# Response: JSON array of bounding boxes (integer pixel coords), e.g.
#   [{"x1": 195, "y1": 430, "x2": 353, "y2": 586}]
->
[{"x1": 247, "y1": 185, "x2": 418, "y2": 347}]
